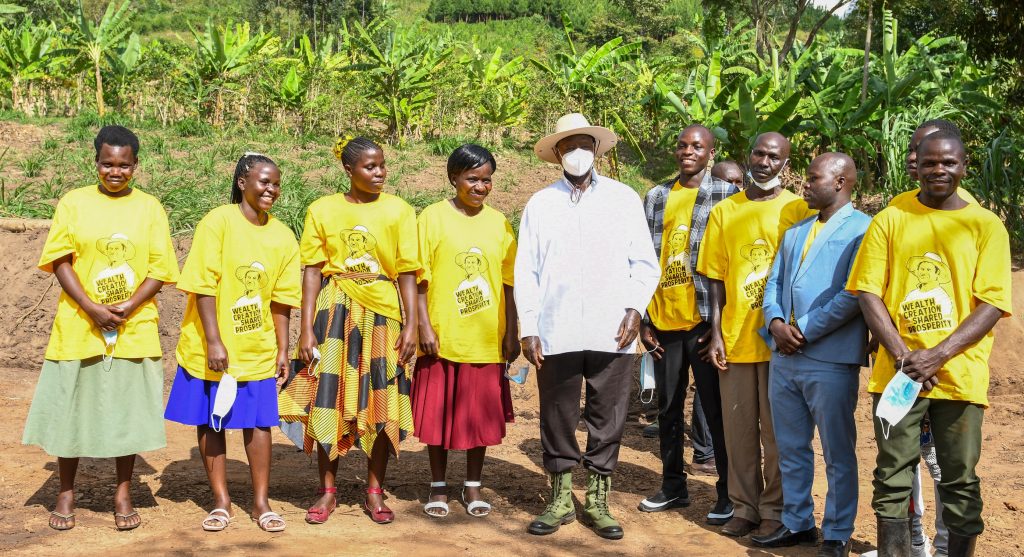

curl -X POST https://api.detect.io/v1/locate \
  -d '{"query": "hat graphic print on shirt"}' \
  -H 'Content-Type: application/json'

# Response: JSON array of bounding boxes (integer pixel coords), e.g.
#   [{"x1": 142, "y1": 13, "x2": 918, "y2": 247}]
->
[
  {"x1": 93, "y1": 232, "x2": 137, "y2": 303},
  {"x1": 741, "y1": 238, "x2": 772, "y2": 286},
  {"x1": 453, "y1": 247, "x2": 492, "y2": 317},
  {"x1": 900, "y1": 252, "x2": 956, "y2": 333}
]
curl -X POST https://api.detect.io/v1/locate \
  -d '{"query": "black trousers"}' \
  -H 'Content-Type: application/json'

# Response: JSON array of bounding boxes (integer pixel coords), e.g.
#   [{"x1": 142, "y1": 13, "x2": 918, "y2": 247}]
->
[
  {"x1": 538, "y1": 351, "x2": 634, "y2": 475},
  {"x1": 654, "y1": 322, "x2": 729, "y2": 500}
]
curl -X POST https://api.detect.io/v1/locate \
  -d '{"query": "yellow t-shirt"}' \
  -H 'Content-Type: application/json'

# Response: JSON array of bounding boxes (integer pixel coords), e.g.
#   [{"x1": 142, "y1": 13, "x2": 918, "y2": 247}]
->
[
  {"x1": 846, "y1": 197, "x2": 1012, "y2": 406},
  {"x1": 38, "y1": 185, "x2": 179, "y2": 360},
  {"x1": 697, "y1": 190, "x2": 815, "y2": 363},
  {"x1": 800, "y1": 219, "x2": 825, "y2": 263},
  {"x1": 299, "y1": 192, "x2": 419, "y2": 322},
  {"x1": 175, "y1": 205, "x2": 302, "y2": 382},
  {"x1": 888, "y1": 187, "x2": 979, "y2": 208},
  {"x1": 648, "y1": 182, "x2": 701, "y2": 331},
  {"x1": 417, "y1": 201, "x2": 516, "y2": 363}
]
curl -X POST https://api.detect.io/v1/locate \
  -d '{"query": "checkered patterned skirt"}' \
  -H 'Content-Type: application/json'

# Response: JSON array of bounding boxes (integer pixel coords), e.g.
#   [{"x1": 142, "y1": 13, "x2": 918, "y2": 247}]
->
[{"x1": 278, "y1": 275, "x2": 412, "y2": 460}]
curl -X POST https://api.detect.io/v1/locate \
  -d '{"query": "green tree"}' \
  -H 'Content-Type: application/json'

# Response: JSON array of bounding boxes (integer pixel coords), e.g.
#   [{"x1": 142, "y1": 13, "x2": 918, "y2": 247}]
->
[
  {"x1": 0, "y1": 19, "x2": 58, "y2": 113},
  {"x1": 189, "y1": 20, "x2": 275, "y2": 126},
  {"x1": 65, "y1": 0, "x2": 134, "y2": 117}
]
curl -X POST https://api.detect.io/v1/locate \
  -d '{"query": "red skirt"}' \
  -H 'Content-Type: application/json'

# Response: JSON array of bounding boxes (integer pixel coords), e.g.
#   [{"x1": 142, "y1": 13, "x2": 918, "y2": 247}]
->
[{"x1": 412, "y1": 356, "x2": 514, "y2": 450}]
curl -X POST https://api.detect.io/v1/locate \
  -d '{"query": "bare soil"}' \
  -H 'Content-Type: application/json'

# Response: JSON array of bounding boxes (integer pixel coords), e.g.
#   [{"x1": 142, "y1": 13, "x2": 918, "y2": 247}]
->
[{"x1": 1, "y1": 228, "x2": 1022, "y2": 557}]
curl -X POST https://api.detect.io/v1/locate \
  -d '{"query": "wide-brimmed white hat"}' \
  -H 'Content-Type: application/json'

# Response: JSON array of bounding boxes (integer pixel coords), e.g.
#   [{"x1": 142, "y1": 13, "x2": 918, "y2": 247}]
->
[{"x1": 534, "y1": 113, "x2": 618, "y2": 164}]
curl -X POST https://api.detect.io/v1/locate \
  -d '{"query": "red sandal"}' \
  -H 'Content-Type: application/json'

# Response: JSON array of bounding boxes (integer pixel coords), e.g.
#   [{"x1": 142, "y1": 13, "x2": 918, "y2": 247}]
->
[
  {"x1": 364, "y1": 487, "x2": 394, "y2": 524},
  {"x1": 305, "y1": 487, "x2": 337, "y2": 524}
]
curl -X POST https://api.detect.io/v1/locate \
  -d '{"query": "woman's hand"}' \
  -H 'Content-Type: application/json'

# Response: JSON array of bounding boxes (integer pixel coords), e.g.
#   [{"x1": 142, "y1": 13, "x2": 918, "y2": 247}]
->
[
  {"x1": 206, "y1": 338, "x2": 229, "y2": 372},
  {"x1": 395, "y1": 326, "x2": 417, "y2": 366},
  {"x1": 275, "y1": 351, "x2": 290, "y2": 387},
  {"x1": 85, "y1": 302, "x2": 125, "y2": 332},
  {"x1": 418, "y1": 322, "x2": 439, "y2": 356},
  {"x1": 298, "y1": 328, "x2": 318, "y2": 364},
  {"x1": 502, "y1": 331, "x2": 521, "y2": 363}
]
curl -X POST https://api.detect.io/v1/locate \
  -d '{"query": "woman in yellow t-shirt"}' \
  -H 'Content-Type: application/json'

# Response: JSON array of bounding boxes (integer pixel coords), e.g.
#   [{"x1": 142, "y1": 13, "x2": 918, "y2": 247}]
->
[
  {"x1": 412, "y1": 144, "x2": 518, "y2": 519},
  {"x1": 22, "y1": 126, "x2": 180, "y2": 531},
  {"x1": 278, "y1": 137, "x2": 419, "y2": 525},
  {"x1": 164, "y1": 153, "x2": 301, "y2": 533}
]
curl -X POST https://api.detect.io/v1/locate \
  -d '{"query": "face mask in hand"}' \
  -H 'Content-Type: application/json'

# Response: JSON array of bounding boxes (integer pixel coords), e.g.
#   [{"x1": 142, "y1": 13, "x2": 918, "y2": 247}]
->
[
  {"x1": 211, "y1": 372, "x2": 238, "y2": 432},
  {"x1": 875, "y1": 360, "x2": 923, "y2": 440},
  {"x1": 639, "y1": 351, "x2": 655, "y2": 404},
  {"x1": 747, "y1": 160, "x2": 788, "y2": 191},
  {"x1": 101, "y1": 329, "x2": 118, "y2": 370},
  {"x1": 561, "y1": 148, "x2": 595, "y2": 177}
]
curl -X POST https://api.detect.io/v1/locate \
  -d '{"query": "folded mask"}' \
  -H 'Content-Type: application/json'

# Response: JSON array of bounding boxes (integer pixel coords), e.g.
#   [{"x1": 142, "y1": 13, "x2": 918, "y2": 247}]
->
[
  {"x1": 639, "y1": 351, "x2": 655, "y2": 404},
  {"x1": 875, "y1": 361, "x2": 923, "y2": 440},
  {"x1": 211, "y1": 372, "x2": 238, "y2": 432}
]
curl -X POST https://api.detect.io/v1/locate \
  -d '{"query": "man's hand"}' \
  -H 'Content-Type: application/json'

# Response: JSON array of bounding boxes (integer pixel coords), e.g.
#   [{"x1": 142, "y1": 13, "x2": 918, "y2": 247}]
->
[
  {"x1": 769, "y1": 318, "x2": 806, "y2": 355},
  {"x1": 640, "y1": 323, "x2": 664, "y2": 361},
  {"x1": 615, "y1": 309, "x2": 642, "y2": 350},
  {"x1": 698, "y1": 329, "x2": 728, "y2": 371},
  {"x1": 521, "y1": 336, "x2": 544, "y2": 369},
  {"x1": 902, "y1": 347, "x2": 947, "y2": 391}
]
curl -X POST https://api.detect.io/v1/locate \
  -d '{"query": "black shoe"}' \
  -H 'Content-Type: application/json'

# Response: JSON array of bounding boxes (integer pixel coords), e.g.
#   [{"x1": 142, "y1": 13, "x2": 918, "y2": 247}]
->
[
  {"x1": 705, "y1": 498, "x2": 734, "y2": 525},
  {"x1": 818, "y1": 540, "x2": 851, "y2": 557},
  {"x1": 642, "y1": 421, "x2": 659, "y2": 438},
  {"x1": 637, "y1": 490, "x2": 690, "y2": 513},
  {"x1": 750, "y1": 525, "x2": 818, "y2": 548},
  {"x1": 527, "y1": 512, "x2": 576, "y2": 536}
]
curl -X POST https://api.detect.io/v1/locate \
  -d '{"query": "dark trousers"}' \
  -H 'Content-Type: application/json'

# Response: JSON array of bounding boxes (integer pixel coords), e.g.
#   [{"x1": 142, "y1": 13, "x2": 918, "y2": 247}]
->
[
  {"x1": 692, "y1": 392, "x2": 714, "y2": 462},
  {"x1": 654, "y1": 322, "x2": 729, "y2": 500},
  {"x1": 538, "y1": 351, "x2": 633, "y2": 475}
]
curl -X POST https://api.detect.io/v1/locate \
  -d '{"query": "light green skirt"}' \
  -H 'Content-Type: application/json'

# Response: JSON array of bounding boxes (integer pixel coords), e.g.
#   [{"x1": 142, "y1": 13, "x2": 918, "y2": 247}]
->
[{"x1": 22, "y1": 357, "x2": 167, "y2": 458}]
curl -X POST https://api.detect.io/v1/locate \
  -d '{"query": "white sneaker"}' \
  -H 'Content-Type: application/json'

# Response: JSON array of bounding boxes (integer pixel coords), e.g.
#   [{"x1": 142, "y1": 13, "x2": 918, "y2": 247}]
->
[{"x1": 859, "y1": 551, "x2": 878, "y2": 557}]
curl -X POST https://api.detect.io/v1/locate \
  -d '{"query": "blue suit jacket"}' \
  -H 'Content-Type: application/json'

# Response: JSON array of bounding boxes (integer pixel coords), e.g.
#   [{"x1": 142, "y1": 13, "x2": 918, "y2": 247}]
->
[{"x1": 760, "y1": 202, "x2": 871, "y2": 366}]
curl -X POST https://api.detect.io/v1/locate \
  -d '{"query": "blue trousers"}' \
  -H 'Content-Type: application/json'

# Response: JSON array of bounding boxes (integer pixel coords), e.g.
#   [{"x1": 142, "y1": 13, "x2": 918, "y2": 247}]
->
[{"x1": 769, "y1": 352, "x2": 859, "y2": 542}]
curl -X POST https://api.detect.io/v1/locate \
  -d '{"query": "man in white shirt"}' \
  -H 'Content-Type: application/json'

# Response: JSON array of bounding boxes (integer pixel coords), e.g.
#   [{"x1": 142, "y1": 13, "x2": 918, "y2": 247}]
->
[{"x1": 516, "y1": 113, "x2": 660, "y2": 540}]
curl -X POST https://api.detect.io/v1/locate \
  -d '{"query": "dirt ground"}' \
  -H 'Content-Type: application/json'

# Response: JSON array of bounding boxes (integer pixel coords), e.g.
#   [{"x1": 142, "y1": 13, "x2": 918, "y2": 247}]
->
[{"x1": 1, "y1": 227, "x2": 1022, "y2": 557}]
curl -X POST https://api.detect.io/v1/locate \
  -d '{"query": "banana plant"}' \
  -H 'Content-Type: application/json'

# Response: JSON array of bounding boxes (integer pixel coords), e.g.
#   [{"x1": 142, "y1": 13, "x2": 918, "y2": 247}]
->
[
  {"x1": 64, "y1": 0, "x2": 134, "y2": 117},
  {"x1": 461, "y1": 42, "x2": 528, "y2": 134},
  {"x1": 0, "y1": 19, "x2": 58, "y2": 113},
  {"x1": 189, "y1": 20, "x2": 275, "y2": 126},
  {"x1": 346, "y1": 19, "x2": 453, "y2": 142},
  {"x1": 106, "y1": 32, "x2": 141, "y2": 112}
]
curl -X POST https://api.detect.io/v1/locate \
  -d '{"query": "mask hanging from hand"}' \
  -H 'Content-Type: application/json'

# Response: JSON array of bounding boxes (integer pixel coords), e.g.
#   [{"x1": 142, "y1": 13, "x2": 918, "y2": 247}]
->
[
  {"x1": 211, "y1": 372, "x2": 238, "y2": 432},
  {"x1": 561, "y1": 148, "x2": 595, "y2": 177},
  {"x1": 875, "y1": 361, "x2": 923, "y2": 440}
]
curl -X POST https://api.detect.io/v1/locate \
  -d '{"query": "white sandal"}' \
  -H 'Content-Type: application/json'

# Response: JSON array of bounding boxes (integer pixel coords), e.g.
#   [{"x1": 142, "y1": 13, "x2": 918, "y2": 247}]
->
[
  {"x1": 423, "y1": 481, "x2": 450, "y2": 518},
  {"x1": 257, "y1": 511, "x2": 286, "y2": 532},
  {"x1": 462, "y1": 481, "x2": 491, "y2": 517},
  {"x1": 202, "y1": 508, "x2": 231, "y2": 532}
]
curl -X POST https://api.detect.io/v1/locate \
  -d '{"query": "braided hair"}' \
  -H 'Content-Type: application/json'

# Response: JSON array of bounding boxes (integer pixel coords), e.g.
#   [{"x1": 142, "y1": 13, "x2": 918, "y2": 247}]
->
[
  {"x1": 335, "y1": 136, "x2": 383, "y2": 168},
  {"x1": 231, "y1": 152, "x2": 277, "y2": 203}
]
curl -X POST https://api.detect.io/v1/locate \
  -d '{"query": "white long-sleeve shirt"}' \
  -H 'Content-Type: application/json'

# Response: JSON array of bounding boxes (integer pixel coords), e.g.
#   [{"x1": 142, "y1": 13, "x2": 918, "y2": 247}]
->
[{"x1": 514, "y1": 173, "x2": 660, "y2": 355}]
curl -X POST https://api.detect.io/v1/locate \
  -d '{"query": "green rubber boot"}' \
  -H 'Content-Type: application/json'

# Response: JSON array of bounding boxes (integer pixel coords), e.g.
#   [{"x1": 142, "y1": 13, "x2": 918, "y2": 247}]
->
[
  {"x1": 583, "y1": 471, "x2": 623, "y2": 540},
  {"x1": 527, "y1": 470, "x2": 575, "y2": 535}
]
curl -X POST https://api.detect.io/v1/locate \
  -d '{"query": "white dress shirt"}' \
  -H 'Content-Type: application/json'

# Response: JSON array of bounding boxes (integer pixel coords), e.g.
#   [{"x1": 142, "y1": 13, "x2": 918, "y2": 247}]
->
[{"x1": 515, "y1": 172, "x2": 660, "y2": 355}]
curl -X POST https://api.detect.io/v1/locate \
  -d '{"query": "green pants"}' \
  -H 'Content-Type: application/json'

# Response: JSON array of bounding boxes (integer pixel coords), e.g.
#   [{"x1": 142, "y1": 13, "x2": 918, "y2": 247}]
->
[{"x1": 871, "y1": 395, "x2": 984, "y2": 536}]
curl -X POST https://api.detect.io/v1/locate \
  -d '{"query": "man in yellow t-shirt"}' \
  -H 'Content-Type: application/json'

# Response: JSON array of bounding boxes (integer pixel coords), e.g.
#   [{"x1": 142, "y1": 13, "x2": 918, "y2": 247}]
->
[
  {"x1": 638, "y1": 125, "x2": 739, "y2": 525},
  {"x1": 847, "y1": 133, "x2": 1012, "y2": 556},
  {"x1": 697, "y1": 132, "x2": 815, "y2": 539}
]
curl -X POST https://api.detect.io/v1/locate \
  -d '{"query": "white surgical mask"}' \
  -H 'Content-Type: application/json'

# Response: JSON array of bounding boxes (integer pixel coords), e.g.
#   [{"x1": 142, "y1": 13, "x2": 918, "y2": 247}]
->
[
  {"x1": 211, "y1": 372, "x2": 238, "y2": 432},
  {"x1": 561, "y1": 148, "x2": 595, "y2": 177},
  {"x1": 875, "y1": 361, "x2": 922, "y2": 440},
  {"x1": 747, "y1": 159, "x2": 788, "y2": 190},
  {"x1": 101, "y1": 329, "x2": 118, "y2": 370},
  {"x1": 639, "y1": 351, "x2": 655, "y2": 404}
]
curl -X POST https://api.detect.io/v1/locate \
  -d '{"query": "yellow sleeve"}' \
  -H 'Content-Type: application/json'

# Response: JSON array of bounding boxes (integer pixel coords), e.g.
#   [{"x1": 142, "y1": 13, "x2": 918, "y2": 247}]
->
[
  {"x1": 146, "y1": 199, "x2": 180, "y2": 284},
  {"x1": 501, "y1": 218, "x2": 517, "y2": 287},
  {"x1": 697, "y1": 206, "x2": 727, "y2": 280},
  {"x1": 972, "y1": 218, "x2": 1013, "y2": 316},
  {"x1": 298, "y1": 204, "x2": 327, "y2": 267},
  {"x1": 395, "y1": 203, "x2": 420, "y2": 275},
  {"x1": 846, "y1": 214, "x2": 891, "y2": 297},
  {"x1": 38, "y1": 198, "x2": 75, "y2": 273},
  {"x1": 416, "y1": 210, "x2": 433, "y2": 284},
  {"x1": 272, "y1": 240, "x2": 303, "y2": 308},
  {"x1": 177, "y1": 214, "x2": 223, "y2": 296}
]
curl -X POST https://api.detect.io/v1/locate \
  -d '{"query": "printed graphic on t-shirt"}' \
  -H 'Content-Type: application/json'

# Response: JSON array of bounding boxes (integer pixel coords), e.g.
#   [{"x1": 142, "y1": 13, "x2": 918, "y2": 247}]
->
[
  {"x1": 232, "y1": 261, "x2": 267, "y2": 334},
  {"x1": 453, "y1": 247, "x2": 493, "y2": 317},
  {"x1": 93, "y1": 233, "x2": 137, "y2": 304},
  {"x1": 900, "y1": 252, "x2": 956, "y2": 334},
  {"x1": 342, "y1": 225, "x2": 381, "y2": 285},
  {"x1": 741, "y1": 238, "x2": 772, "y2": 309},
  {"x1": 661, "y1": 224, "x2": 693, "y2": 289}
]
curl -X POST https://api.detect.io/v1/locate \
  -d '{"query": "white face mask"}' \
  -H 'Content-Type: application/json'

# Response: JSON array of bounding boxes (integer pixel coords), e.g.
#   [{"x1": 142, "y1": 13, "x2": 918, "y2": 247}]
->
[
  {"x1": 211, "y1": 372, "x2": 238, "y2": 432},
  {"x1": 101, "y1": 329, "x2": 118, "y2": 370},
  {"x1": 747, "y1": 159, "x2": 788, "y2": 190},
  {"x1": 638, "y1": 351, "x2": 655, "y2": 404},
  {"x1": 561, "y1": 148, "x2": 595, "y2": 177},
  {"x1": 875, "y1": 361, "x2": 922, "y2": 440}
]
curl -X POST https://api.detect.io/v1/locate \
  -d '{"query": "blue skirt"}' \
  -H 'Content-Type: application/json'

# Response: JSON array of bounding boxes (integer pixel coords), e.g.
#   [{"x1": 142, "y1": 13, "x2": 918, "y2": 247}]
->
[{"x1": 164, "y1": 366, "x2": 280, "y2": 429}]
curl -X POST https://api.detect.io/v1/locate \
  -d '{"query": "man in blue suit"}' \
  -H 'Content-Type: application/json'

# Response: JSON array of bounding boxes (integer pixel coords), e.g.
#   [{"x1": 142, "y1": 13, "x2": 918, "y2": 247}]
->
[{"x1": 751, "y1": 153, "x2": 870, "y2": 557}]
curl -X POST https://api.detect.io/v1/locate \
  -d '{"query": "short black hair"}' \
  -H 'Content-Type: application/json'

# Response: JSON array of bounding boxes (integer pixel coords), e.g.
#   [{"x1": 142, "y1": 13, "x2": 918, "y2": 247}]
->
[
  {"x1": 340, "y1": 136, "x2": 383, "y2": 168},
  {"x1": 447, "y1": 144, "x2": 496, "y2": 182},
  {"x1": 916, "y1": 119, "x2": 962, "y2": 138},
  {"x1": 231, "y1": 152, "x2": 277, "y2": 203},
  {"x1": 916, "y1": 131, "x2": 966, "y2": 157},
  {"x1": 94, "y1": 125, "x2": 140, "y2": 160}
]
